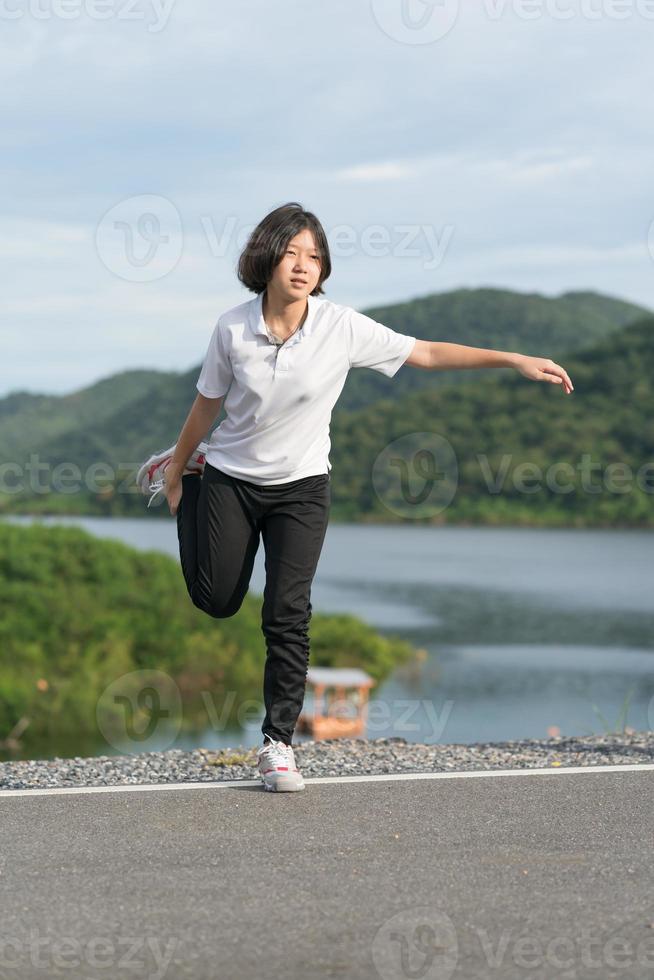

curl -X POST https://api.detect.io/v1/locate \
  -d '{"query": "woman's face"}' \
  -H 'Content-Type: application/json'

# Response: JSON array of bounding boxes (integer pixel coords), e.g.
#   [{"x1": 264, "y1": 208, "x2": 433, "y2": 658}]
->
[{"x1": 269, "y1": 228, "x2": 322, "y2": 300}]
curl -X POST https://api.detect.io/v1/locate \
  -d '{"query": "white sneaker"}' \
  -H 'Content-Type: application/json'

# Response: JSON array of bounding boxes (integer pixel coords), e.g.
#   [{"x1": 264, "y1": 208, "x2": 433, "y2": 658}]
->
[
  {"x1": 256, "y1": 734, "x2": 305, "y2": 792},
  {"x1": 136, "y1": 441, "x2": 209, "y2": 509}
]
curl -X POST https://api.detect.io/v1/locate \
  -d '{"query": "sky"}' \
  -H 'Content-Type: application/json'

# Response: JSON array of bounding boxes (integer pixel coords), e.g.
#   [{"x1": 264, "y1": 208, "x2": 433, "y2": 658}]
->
[{"x1": 3, "y1": 0, "x2": 654, "y2": 397}]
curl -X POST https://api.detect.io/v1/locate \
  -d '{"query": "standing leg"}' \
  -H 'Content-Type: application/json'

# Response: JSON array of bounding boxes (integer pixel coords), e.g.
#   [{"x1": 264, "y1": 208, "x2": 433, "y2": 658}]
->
[
  {"x1": 176, "y1": 463, "x2": 261, "y2": 618},
  {"x1": 259, "y1": 475, "x2": 331, "y2": 745}
]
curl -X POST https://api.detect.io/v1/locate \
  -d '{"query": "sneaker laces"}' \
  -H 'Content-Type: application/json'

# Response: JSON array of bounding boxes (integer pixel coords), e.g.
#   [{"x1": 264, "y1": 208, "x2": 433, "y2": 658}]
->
[
  {"x1": 147, "y1": 478, "x2": 167, "y2": 509},
  {"x1": 259, "y1": 735, "x2": 293, "y2": 768}
]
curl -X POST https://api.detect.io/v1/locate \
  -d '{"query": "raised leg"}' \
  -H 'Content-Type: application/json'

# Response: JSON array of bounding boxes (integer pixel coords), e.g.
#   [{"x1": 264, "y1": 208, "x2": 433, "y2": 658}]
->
[{"x1": 176, "y1": 466, "x2": 261, "y2": 619}]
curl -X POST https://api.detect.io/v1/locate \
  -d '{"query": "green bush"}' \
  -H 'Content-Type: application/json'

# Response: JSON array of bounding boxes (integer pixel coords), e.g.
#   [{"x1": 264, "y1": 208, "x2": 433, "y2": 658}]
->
[{"x1": 0, "y1": 522, "x2": 415, "y2": 756}]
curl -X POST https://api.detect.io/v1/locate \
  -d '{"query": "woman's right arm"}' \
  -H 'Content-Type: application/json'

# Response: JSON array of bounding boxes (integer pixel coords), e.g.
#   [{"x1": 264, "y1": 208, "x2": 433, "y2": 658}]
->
[{"x1": 164, "y1": 393, "x2": 224, "y2": 514}]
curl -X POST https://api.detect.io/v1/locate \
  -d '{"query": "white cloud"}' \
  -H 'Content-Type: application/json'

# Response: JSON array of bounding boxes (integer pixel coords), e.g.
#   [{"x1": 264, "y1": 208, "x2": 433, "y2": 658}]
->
[
  {"x1": 471, "y1": 151, "x2": 595, "y2": 183},
  {"x1": 334, "y1": 160, "x2": 417, "y2": 182},
  {"x1": 1, "y1": 0, "x2": 653, "y2": 396}
]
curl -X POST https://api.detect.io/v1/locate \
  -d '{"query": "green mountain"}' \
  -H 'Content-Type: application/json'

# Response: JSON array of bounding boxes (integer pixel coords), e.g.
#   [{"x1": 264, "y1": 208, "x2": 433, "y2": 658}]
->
[
  {"x1": 330, "y1": 315, "x2": 654, "y2": 526},
  {"x1": 340, "y1": 287, "x2": 649, "y2": 410},
  {"x1": 0, "y1": 369, "x2": 173, "y2": 464},
  {"x1": 0, "y1": 287, "x2": 650, "y2": 524}
]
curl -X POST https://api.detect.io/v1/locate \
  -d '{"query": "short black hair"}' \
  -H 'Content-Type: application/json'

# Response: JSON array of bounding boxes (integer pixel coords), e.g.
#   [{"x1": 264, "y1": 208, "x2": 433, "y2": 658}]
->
[{"x1": 237, "y1": 201, "x2": 332, "y2": 296}]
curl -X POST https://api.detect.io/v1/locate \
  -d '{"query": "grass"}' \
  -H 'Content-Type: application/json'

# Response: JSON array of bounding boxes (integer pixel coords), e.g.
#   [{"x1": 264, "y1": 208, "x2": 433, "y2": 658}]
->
[
  {"x1": 202, "y1": 748, "x2": 258, "y2": 767},
  {"x1": 581, "y1": 685, "x2": 640, "y2": 736}
]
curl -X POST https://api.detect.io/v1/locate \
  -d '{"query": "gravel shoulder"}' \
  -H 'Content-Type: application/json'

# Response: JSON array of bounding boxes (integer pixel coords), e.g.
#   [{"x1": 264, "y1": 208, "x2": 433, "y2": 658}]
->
[{"x1": 1, "y1": 731, "x2": 653, "y2": 791}]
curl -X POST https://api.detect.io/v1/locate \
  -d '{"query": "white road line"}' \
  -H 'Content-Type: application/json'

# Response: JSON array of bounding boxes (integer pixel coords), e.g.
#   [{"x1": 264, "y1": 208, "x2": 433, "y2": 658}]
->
[{"x1": 0, "y1": 762, "x2": 652, "y2": 798}]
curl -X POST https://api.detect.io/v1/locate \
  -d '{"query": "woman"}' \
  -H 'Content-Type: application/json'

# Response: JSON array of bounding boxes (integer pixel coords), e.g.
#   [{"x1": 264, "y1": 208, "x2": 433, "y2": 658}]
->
[{"x1": 137, "y1": 201, "x2": 574, "y2": 793}]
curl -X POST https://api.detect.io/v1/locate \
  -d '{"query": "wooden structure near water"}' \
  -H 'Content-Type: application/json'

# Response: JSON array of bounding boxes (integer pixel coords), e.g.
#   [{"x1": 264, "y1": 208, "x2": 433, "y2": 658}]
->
[{"x1": 296, "y1": 666, "x2": 375, "y2": 740}]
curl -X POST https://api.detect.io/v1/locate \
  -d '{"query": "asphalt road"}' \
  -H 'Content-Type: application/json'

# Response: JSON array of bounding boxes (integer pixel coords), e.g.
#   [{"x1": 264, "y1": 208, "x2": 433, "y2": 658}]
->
[{"x1": 2, "y1": 768, "x2": 654, "y2": 980}]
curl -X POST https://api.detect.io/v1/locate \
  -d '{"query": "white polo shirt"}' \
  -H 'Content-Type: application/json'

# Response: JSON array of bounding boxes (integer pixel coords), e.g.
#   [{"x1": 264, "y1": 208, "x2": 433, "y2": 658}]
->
[{"x1": 196, "y1": 290, "x2": 416, "y2": 485}]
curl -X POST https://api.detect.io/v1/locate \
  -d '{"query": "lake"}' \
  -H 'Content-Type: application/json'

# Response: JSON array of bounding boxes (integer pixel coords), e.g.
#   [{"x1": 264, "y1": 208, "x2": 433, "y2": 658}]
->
[{"x1": 6, "y1": 514, "x2": 653, "y2": 756}]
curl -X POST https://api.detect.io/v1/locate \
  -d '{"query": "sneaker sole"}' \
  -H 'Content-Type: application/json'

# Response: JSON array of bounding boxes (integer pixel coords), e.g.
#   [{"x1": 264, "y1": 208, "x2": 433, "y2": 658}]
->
[{"x1": 262, "y1": 776, "x2": 305, "y2": 792}]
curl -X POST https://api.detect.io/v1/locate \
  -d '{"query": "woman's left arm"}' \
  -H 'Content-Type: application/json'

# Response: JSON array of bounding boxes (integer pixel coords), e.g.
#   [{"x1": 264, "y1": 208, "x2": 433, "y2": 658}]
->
[{"x1": 405, "y1": 340, "x2": 574, "y2": 394}]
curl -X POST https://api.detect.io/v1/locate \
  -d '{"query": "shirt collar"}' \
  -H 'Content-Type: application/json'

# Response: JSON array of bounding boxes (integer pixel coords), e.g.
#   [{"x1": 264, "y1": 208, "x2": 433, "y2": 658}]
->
[{"x1": 249, "y1": 290, "x2": 318, "y2": 342}]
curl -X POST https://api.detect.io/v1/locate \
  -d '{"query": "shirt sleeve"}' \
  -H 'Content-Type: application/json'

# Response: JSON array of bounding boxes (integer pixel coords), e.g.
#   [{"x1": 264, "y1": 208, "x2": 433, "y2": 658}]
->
[
  {"x1": 346, "y1": 307, "x2": 416, "y2": 377},
  {"x1": 196, "y1": 319, "x2": 233, "y2": 398}
]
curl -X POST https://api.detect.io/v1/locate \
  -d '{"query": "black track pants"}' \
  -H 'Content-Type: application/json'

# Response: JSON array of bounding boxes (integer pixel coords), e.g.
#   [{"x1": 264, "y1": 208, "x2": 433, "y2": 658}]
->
[{"x1": 176, "y1": 461, "x2": 331, "y2": 746}]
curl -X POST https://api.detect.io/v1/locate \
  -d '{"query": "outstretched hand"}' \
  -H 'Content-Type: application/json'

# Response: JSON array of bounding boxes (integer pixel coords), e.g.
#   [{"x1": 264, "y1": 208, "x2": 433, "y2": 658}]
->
[{"x1": 513, "y1": 354, "x2": 574, "y2": 394}]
